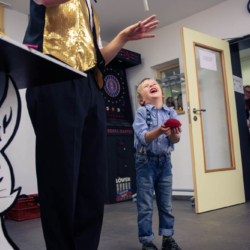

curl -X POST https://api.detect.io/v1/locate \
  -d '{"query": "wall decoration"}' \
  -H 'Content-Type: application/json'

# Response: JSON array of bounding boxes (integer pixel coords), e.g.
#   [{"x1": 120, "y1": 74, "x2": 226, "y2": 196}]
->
[{"x1": 0, "y1": 73, "x2": 22, "y2": 250}]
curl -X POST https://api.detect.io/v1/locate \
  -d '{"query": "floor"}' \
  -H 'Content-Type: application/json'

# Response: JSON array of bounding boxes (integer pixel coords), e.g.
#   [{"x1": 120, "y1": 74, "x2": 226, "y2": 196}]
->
[{"x1": 4, "y1": 200, "x2": 250, "y2": 250}]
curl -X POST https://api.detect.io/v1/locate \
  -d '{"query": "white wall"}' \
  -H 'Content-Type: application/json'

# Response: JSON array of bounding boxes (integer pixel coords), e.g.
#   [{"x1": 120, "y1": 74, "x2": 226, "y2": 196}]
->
[
  {"x1": 4, "y1": 9, "x2": 37, "y2": 195},
  {"x1": 241, "y1": 58, "x2": 250, "y2": 86},
  {"x1": 124, "y1": 0, "x2": 250, "y2": 195},
  {"x1": 4, "y1": 8, "x2": 28, "y2": 43}
]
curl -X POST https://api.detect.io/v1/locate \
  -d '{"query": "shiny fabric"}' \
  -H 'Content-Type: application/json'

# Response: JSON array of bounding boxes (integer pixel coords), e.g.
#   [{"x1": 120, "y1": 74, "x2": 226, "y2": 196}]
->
[{"x1": 43, "y1": 0, "x2": 100, "y2": 72}]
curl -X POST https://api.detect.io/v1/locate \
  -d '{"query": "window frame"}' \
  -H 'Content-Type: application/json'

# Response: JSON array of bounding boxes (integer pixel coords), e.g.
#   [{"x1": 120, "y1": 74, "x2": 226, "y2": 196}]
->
[
  {"x1": 157, "y1": 63, "x2": 185, "y2": 115},
  {"x1": 156, "y1": 63, "x2": 180, "y2": 79}
]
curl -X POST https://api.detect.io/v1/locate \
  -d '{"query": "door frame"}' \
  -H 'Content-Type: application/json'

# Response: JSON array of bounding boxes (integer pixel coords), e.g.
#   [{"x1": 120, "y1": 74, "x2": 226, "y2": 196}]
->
[{"x1": 229, "y1": 35, "x2": 250, "y2": 201}]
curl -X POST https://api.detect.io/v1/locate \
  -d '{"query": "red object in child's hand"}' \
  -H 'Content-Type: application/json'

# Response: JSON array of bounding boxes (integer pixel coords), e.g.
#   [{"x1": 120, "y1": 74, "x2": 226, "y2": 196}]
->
[{"x1": 164, "y1": 119, "x2": 181, "y2": 128}]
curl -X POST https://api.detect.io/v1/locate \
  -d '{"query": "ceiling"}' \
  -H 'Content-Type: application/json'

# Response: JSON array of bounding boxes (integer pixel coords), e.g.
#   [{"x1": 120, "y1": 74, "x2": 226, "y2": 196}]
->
[{"x1": 2, "y1": 0, "x2": 228, "y2": 41}]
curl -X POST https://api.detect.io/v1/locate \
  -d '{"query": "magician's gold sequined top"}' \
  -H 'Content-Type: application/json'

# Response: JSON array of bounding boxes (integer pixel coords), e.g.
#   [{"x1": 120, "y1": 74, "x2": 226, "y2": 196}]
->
[{"x1": 23, "y1": 0, "x2": 105, "y2": 87}]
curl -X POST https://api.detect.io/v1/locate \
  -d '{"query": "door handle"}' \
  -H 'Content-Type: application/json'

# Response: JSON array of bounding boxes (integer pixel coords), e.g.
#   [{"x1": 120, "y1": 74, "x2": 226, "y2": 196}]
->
[{"x1": 193, "y1": 108, "x2": 206, "y2": 114}]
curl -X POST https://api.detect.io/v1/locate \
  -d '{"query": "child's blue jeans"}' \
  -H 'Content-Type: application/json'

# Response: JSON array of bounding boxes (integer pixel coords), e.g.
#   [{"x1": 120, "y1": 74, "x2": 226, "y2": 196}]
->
[{"x1": 135, "y1": 153, "x2": 175, "y2": 243}]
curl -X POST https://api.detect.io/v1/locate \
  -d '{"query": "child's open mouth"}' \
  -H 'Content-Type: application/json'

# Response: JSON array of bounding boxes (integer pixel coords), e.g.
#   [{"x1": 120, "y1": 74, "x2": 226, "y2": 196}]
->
[{"x1": 150, "y1": 88, "x2": 157, "y2": 93}]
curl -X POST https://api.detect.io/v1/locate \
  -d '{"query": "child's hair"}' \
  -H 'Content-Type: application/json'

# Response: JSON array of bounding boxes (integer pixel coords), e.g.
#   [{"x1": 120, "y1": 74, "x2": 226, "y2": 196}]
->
[
  {"x1": 137, "y1": 78, "x2": 158, "y2": 106},
  {"x1": 136, "y1": 78, "x2": 152, "y2": 106}
]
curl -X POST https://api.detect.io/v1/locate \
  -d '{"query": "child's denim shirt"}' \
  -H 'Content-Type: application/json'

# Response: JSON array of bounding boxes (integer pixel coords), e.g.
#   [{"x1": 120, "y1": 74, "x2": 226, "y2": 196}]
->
[{"x1": 133, "y1": 104, "x2": 181, "y2": 156}]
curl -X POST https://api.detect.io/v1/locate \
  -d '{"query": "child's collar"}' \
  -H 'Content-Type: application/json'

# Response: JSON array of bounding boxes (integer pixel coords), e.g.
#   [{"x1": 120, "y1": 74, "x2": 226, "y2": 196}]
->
[{"x1": 145, "y1": 104, "x2": 170, "y2": 111}]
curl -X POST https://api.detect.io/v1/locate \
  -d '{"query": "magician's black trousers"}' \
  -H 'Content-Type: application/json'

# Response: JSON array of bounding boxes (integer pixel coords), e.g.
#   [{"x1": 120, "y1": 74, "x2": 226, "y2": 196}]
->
[{"x1": 26, "y1": 72, "x2": 107, "y2": 250}]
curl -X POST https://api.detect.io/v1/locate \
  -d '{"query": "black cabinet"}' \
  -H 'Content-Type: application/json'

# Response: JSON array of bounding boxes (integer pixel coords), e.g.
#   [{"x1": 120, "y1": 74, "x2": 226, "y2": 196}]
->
[{"x1": 105, "y1": 133, "x2": 136, "y2": 204}]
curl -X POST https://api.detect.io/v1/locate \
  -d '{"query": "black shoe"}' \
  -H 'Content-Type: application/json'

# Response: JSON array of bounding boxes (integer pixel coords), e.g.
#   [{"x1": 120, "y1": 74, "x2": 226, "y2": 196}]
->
[
  {"x1": 142, "y1": 242, "x2": 158, "y2": 250},
  {"x1": 162, "y1": 237, "x2": 182, "y2": 250}
]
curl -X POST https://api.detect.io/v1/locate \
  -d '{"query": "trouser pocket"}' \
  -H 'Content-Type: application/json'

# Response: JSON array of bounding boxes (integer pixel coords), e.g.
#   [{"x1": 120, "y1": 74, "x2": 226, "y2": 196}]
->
[{"x1": 135, "y1": 155, "x2": 149, "y2": 171}]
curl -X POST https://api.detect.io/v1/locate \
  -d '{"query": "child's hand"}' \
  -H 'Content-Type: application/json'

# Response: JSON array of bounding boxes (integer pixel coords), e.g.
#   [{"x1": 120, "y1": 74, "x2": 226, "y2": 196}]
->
[
  {"x1": 160, "y1": 124, "x2": 172, "y2": 137},
  {"x1": 160, "y1": 124, "x2": 182, "y2": 137},
  {"x1": 171, "y1": 126, "x2": 182, "y2": 134}
]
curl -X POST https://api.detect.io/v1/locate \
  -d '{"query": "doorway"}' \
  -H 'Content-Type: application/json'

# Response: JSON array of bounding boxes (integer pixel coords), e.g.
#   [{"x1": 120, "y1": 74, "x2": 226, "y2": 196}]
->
[{"x1": 230, "y1": 35, "x2": 250, "y2": 201}]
